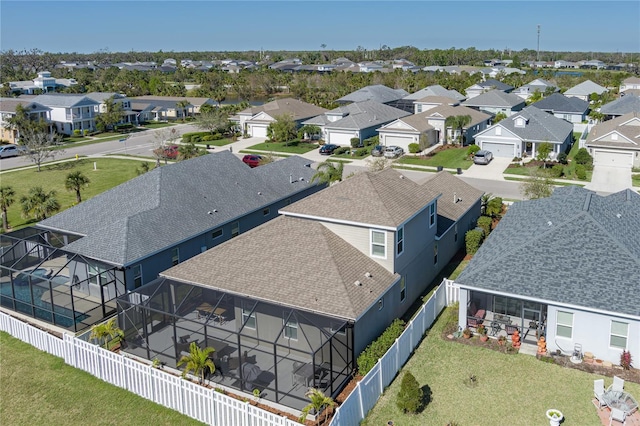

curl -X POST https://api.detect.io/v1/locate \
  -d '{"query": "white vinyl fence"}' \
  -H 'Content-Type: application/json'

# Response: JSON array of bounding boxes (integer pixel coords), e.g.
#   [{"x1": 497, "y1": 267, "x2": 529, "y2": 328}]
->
[
  {"x1": 0, "y1": 311, "x2": 298, "y2": 426},
  {"x1": 329, "y1": 280, "x2": 453, "y2": 426}
]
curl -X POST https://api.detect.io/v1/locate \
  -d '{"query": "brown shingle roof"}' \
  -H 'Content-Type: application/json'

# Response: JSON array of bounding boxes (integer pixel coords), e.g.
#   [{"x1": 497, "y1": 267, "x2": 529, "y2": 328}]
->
[
  {"x1": 586, "y1": 112, "x2": 640, "y2": 149},
  {"x1": 280, "y1": 168, "x2": 440, "y2": 228},
  {"x1": 161, "y1": 216, "x2": 398, "y2": 320},
  {"x1": 419, "y1": 172, "x2": 484, "y2": 222},
  {"x1": 239, "y1": 98, "x2": 327, "y2": 121}
]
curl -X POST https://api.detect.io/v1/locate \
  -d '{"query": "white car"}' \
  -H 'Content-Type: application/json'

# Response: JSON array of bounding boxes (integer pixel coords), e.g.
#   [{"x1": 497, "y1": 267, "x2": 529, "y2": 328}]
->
[
  {"x1": 383, "y1": 146, "x2": 404, "y2": 159},
  {"x1": 0, "y1": 144, "x2": 27, "y2": 159}
]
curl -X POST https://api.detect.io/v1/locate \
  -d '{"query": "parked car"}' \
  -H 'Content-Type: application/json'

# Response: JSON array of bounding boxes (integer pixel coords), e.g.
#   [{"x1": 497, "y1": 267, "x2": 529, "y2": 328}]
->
[
  {"x1": 473, "y1": 150, "x2": 493, "y2": 165},
  {"x1": 371, "y1": 145, "x2": 385, "y2": 157},
  {"x1": 383, "y1": 146, "x2": 404, "y2": 159},
  {"x1": 319, "y1": 144, "x2": 339, "y2": 155},
  {"x1": 0, "y1": 144, "x2": 27, "y2": 159},
  {"x1": 242, "y1": 154, "x2": 262, "y2": 168},
  {"x1": 154, "y1": 144, "x2": 179, "y2": 160}
]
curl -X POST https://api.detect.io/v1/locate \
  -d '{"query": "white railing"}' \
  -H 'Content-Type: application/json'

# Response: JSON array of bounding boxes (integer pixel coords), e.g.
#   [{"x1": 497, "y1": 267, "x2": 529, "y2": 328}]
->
[
  {"x1": 0, "y1": 311, "x2": 298, "y2": 426},
  {"x1": 329, "y1": 279, "x2": 450, "y2": 426}
]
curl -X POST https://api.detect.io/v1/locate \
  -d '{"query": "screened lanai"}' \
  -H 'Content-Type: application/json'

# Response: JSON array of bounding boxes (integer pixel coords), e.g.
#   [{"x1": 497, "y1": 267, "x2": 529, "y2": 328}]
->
[
  {"x1": 0, "y1": 227, "x2": 125, "y2": 332},
  {"x1": 117, "y1": 278, "x2": 354, "y2": 410}
]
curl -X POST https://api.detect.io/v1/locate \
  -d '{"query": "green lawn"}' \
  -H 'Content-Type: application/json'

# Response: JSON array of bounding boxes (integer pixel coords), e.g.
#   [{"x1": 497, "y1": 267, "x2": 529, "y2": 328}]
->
[
  {"x1": 1, "y1": 158, "x2": 142, "y2": 230},
  {"x1": 194, "y1": 138, "x2": 235, "y2": 147},
  {"x1": 396, "y1": 147, "x2": 473, "y2": 169},
  {"x1": 633, "y1": 173, "x2": 640, "y2": 187},
  {"x1": 246, "y1": 140, "x2": 318, "y2": 154},
  {"x1": 142, "y1": 122, "x2": 177, "y2": 129},
  {"x1": 362, "y1": 307, "x2": 640, "y2": 426},
  {"x1": 0, "y1": 332, "x2": 203, "y2": 425}
]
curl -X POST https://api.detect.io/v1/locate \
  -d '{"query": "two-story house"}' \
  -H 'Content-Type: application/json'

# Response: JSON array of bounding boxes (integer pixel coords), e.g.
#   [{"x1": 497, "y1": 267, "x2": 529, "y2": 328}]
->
[
  {"x1": 512, "y1": 78, "x2": 559, "y2": 101},
  {"x1": 31, "y1": 93, "x2": 100, "y2": 135},
  {"x1": 464, "y1": 79, "x2": 514, "y2": 99},
  {"x1": 530, "y1": 93, "x2": 590, "y2": 124},
  {"x1": 85, "y1": 92, "x2": 138, "y2": 125},
  {"x1": 0, "y1": 98, "x2": 52, "y2": 143},
  {"x1": 462, "y1": 89, "x2": 526, "y2": 118},
  {"x1": 115, "y1": 169, "x2": 483, "y2": 411},
  {"x1": 3, "y1": 71, "x2": 78, "y2": 95}
]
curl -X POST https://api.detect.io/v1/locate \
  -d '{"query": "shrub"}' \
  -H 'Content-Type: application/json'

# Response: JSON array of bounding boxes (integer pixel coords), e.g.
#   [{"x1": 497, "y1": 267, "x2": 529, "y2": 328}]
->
[
  {"x1": 575, "y1": 164, "x2": 587, "y2": 180},
  {"x1": 212, "y1": 133, "x2": 223, "y2": 140},
  {"x1": 477, "y1": 216, "x2": 492, "y2": 236},
  {"x1": 191, "y1": 135, "x2": 202, "y2": 143},
  {"x1": 202, "y1": 135, "x2": 214, "y2": 141},
  {"x1": 620, "y1": 350, "x2": 633, "y2": 370},
  {"x1": 73, "y1": 129, "x2": 81, "y2": 137},
  {"x1": 550, "y1": 164, "x2": 564, "y2": 178},
  {"x1": 467, "y1": 144, "x2": 481, "y2": 156},
  {"x1": 408, "y1": 143, "x2": 421, "y2": 154},
  {"x1": 574, "y1": 148, "x2": 593, "y2": 166},
  {"x1": 363, "y1": 135, "x2": 379, "y2": 147},
  {"x1": 357, "y1": 319, "x2": 405, "y2": 375},
  {"x1": 334, "y1": 147, "x2": 350, "y2": 155},
  {"x1": 355, "y1": 148, "x2": 368, "y2": 157},
  {"x1": 397, "y1": 371, "x2": 423, "y2": 414},
  {"x1": 350, "y1": 137, "x2": 362, "y2": 148},
  {"x1": 465, "y1": 229, "x2": 483, "y2": 256},
  {"x1": 83, "y1": 129, "x2": 89, "y2": 136},
  {"x1": 557, "y1": 152, "x2": 568, "y2": 164}
]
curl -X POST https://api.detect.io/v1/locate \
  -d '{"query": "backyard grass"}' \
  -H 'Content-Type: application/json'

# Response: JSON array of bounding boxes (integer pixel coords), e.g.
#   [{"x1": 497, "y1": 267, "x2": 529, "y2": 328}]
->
[
  {"x1": 0, "y1": 158, "x2": 141, "y2": 230},
  {"x1": 396, "y1": 147, "x2": 473, "y2": 169},
  {"x1": 633, "y1": 173, "x2": 640, "y2": 187},
  {"x1": 246, "y1": 140, "x2": 318, "y2": 154},
  {"x1": 362, "y1": 306, "x2": 640, "y2": 426},
  {"x1": 0, "y1": 332, "x2": 203, "y2": 425}
]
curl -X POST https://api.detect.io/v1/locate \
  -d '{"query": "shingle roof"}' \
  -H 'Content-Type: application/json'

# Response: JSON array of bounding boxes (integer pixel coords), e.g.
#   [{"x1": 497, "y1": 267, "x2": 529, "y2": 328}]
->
[
  {"x1": 477, "y1": 79, "x2": 513, "y2": 91},
  {"x1": 420, "y1": 104, "x2": 492, "y2": 127},
  {"x1": 133, "y1": 95, "x2": 213, "y2": 107},
  {"x1": 337, "y1": 84, "x2": 409, "y2": 104},
  {"x1": 564, "y1": 80, "x2": 608, "y2": 97},
  {"x1": 0, "y1": 98, "x2": 50, "y2": 113},
  {"x1": 324, "y1": 100, "x2": 410, "y2": 130},
  {"x1": 600, "y1": 94, "x2": 640, "y2": 116},
  {"x1": 161, "y1": 216, "x2": 399, "y2": 320},
  {"x1": 85, "y1": 92, "x2": 124, "y2": 102},
  {"x1": 403, "y1": 85, "x2": 466, "y2": 102},
  {"x1": 462, "y1": 90, "x2": 525, "y2": 108},
  {"x1": 530, "y1": 93, "x2": 589, "y2": 114},
  {"x1": 238, "y1": 98, "x2": 327, "y2": 121},
  {"x1": 456, "y1": 186, "x2": 640, "y2": 318},
  {"x1": 414, "y1": 95, "x2": 460, "y2": 105},
  {"x1": 486, "y1": 105, "x2": 573, "y2": 143},
  {"x1": 280, "y1": 168, "x2": 440, "y2": 228},
  {"x1": 37, "y1": 152, "x2": 319, "y2": 266},
  {"x1": 32, "y1": 93, "x2": 99, "y2": 108},
  {"x1": 586, "y1": 112, "x2": 640, "y2": 149}
]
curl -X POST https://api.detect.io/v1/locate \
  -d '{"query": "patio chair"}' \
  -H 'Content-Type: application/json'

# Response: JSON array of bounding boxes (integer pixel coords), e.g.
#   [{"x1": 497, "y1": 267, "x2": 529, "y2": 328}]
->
[
  {"x1": 505, "y1": 324, "x2": 519, "y2": 336},
  {"x1": 612, "y1": 376, "x2": 625, "y2": 392},
  {"x1": 594, "y1": 379, "x2": 606, "y2": 409},
  {"x1": 609, "y1": 407, "x2": 626, "y2": 425}
]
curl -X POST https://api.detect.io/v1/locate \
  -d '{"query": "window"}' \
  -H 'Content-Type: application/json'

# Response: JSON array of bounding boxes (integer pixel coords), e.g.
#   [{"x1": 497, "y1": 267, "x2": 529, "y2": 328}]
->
[
  {"x1": 212, "y1": 228, "x2": 223, "y2": 239},
  {"x1": 88, "y1": 264, "x2": 105, "y2": 286},
  {"x1": 556, "y1": 311, "x2": 573, "y2": 338},
  {"x1": 429, "y1": 203, "x2": 436, "y2": 227},
  {"x1": 399, "y1": 277, "x2": 406, "y2": 302},
  {"x1": 132, "y1": 265, "x2": 142, "y2": 288},
  {"x1": 284, "y1": 316, "x2": 298, "y2": 340},
  {"x1": 330, "y1": 323, "x2": 347, "y2": 335},
  {"x1": 610, "y1": 321, "x2": 628, "y2": 349},
  {"x1": 242, "y1": 306, "x2": 256, "y2": 329},
  {"x1": 454, "y1": 223, "x2": 458, "y2": 242},
  {"x1": 171, "y1": 248, "x2": 179, "y2": 266},
  {"x1": 611, "y1": 133, "x2": 618, "y2": 141},
  {"x1": 433, "y1": 242, "x2": 438, "y2": 265},
  {"x1": 370, "y1": 230, "x2": 386, "y2": 258},
  {"x1": 263, "y1": 208, "x2": 270, "y2": 216},
  {"x1": 396, "y1": 227, "x2": 404, "y2": 256},
  {"x1": 496, "y1": 127, "x2": 502, "y2": 136},
  {"x1": 231, "y1": 221, "x2": 240, "y2": 238},
  {"x1": 378, "y1": 298, "x2": 384, "y2": 310}
]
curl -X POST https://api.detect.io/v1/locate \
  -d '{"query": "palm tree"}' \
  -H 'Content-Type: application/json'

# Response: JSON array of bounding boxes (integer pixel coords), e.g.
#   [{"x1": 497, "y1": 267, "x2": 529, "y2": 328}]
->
[
  {"x1": 443, "y1": 116, "x2": 457, "y2": 145},
  {"x1": 0, "y1": 185, "x2": 16, "y2": 231},
  {"x1": 299, "y1": 388, "x2": 336, "y2": 425},
  {"x1": 177, "y1": 142, "x2": 203, "y2": 160},
  {"x1": 20, "y1": 186, "x2": 60, "y2": 221},
  {"x1": 177, "y1": 342, "x2": 215, "y2": 385},
  {"x1": 311, "y1": 161, "x2": 344, "y2": 185},
  {"x1": 64, "y1": 171, "x2": 90, "y2": 204},
  {"x1": 453, "y1": 115, "x2": 472, "y2": 146},
  {"x1": 176, "y1": 100, "x2": 190, "y2": 121},
  {"x1": 89, "y1": 317, "x2": 124, "y2": 350}
]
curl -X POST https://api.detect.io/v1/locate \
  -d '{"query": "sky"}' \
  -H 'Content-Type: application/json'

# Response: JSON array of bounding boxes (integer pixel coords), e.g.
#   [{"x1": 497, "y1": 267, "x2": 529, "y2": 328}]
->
[{"x1": 1, "y1": 1, "x2": 639, "y2": 54}]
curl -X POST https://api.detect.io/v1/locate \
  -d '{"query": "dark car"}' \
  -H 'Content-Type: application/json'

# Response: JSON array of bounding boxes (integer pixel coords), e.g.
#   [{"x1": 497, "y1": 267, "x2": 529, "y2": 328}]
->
[
  {"x1": 242, "y1": 154, "x2": 262, "y2": 168},
  {"x1": 370, "y1": 145, "x2": 385, "y2": 157},
  {"x1": 319, "y1": 144, "x2": 339, "y2": 155},
  {"x1": 154, "y1": 144, "x2": 179, "y2": 160}
]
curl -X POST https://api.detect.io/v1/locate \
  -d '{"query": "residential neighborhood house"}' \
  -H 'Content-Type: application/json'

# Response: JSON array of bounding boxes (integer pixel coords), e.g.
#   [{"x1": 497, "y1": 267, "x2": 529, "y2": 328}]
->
[
  {"x1": 563, "y1": 80, "x2": 608, "y2": 101},
  {"x1": 599, "y1": 94, "x2": 640, "y2": 120},
  {"x1": 462, "y1": 89, "x2": 526, "y2": 117},
  {"x1": 31, "y1": 93, "x2": 100, "y2": 135},
  {"x1": 235, "y1": 98, "x2": 327, "y2": 138},
  {"x1": 0, "y1": 98, "x2": 51, "y2": 143},
  {"x1": 464, "y1": 79, "x2": 514, "y2": 99},
  {"x1": 530, "y1": 93, "x2": 590, "y2": 124},
  {"x1": 512, "y1": 78, "x2": 559, "y2": 101},
  {"x1": 585, "y1": 111, "x2": 640, "y2": 169},
  {"x1": 3, "y1": 71, "x2": 78, "y2": 95}
]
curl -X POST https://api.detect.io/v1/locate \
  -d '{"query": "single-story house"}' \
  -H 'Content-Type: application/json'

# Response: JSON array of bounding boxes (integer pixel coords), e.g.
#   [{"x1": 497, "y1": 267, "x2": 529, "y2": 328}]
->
[
  {"x1": 130, "y1": 96, "x2": 195, "y2": 120},
  {"x1": 585, "y1": 112, "x2": 640, "y2": 169},
  {"x1": 564, "y1": 80, "x2": 608, "y2": 101},
  {"x1": 397, "y1": 85, "x2": 466, "y2": 113},
  {"x1": 465, "y1": 79, "x2": 514, "y2": 99},
  {"x1": 462, "y1": 89, "x2": 526, "y2": 118},
  {"x1": 512, "y1": 78, "x2": 559, "y2": 101},
  {"x1": 599, "y1": 94, "x2": 640, "y2": 120},
  {"x1": 454, "y1": 186, "x2": 640, "y2": 366},
  {"x1": 474, "y1": 105, "x2": 573, "y2": 159},
  {"x1": 236, "y1": 98, "x2": 327, "y2": 138},
  {"x1": 620, "y1": 77, "x2": 640, "y2": 93},
  {"x1": 130, "y1": 101, "x2": 163, "y2": 123},
  {"x1": 133, "y1": 96, "x2": 215, "y2": 114},
  {"x1": 530, "y1": 93, "x2": 590, "y2": 124},
  {"x1": 336, "y1": 84, "x2": 409, "y2": 109}
]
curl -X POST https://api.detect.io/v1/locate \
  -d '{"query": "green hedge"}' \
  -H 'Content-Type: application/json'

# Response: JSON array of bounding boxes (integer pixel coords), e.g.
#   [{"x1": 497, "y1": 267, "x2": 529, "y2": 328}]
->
[
  {"x1": 575, "y1": 164, "x2": 587, "y2": 180},
  {"x1": 465, "y1": 229, "x2": 483, "y2": 256},
  {"x1": 477, "y1": 216, "x2": 492, "y2": 236},
  {"x1": 357, "y1": 318, "x2": 406, "y2": 375},
  {"x1": 408, "y1": 143, "x2": 421, "y2": 154},
  {"x1": 334, "y1": 147, "x2": 350, "y2": 155},
  {"x1": 363, "y1": 135, "x2": 379, "y2": 147},
  {"x1": 182, "y1": 131, "x2": 211, "y2": 143}
]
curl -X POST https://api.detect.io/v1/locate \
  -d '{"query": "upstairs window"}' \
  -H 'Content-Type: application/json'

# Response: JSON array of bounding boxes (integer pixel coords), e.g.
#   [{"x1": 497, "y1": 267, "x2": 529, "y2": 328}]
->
[
  {"x1": 371, "y1": 230, "x2": 386, "y2": 258},
  {"x1": 429, "y1": 203, "x2": 436, "y2": 227},
  {"x1": 396, "y1": 227, "x2": 404, "y2": 256}
]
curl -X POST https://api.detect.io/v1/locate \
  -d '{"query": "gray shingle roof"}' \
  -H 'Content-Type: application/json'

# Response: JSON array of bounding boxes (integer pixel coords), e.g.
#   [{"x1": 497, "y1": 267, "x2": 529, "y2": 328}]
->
[
  {"x1": 281, "y1": 168, "x2": 440, "y2": 228},
  {"x1": 530, "y1": 93, "x2": 589, "y2": 114},
  {"x1": 337, "y1": 84, "x2": 409, "y2": 104},
  {"x1": 455, "y1": 186, "x2": 640, "y2": 318},
  {"x1": 462, "y1": 90, "x2": 525, "y2": 108},
  {"x1": 324, "y1": 100, "x2": 410, "y2": 131},
  {"x1": 85, "y1": 92, "x2": 124, "y2": 102},
  {"x1": 600, "y1": 94, "x2": 640, "y2": 116},
  {"x1": 161, "y1": 216, "x2": 399, "y2": 320},
  {"x1": 489, "y1": 106, "x2": 573, "y2": 144},
  {"x1": 477, "y1": 79, "x2": 513, "y2": 91},
  {"x1": 0, "y1": 98, "x2": 50, "y2": 113},
  {"x1": 564, "y1": 80, "x2": 608, "y2": 97},
  {"x1": 403, "y1": 85, "x2": 466, "y2": 102},
  {"x1": 37, "y1": 152, "x2": 319, "y2": 266},
  {"x1": 32, "y1": 93, "x2": 99, "y2": 108}
]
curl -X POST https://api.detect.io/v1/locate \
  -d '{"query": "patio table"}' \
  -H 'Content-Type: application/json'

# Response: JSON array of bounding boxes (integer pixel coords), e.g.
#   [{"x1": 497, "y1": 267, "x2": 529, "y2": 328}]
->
[{"x1": 602, "y1": 389, "x2": 639, "y2": 415}]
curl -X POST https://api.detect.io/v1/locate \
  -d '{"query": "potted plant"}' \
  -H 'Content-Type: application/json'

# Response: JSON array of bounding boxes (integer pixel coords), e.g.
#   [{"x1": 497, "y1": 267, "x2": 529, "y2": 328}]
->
[
  {"x1": 545, "y1": 409, "x2": 563, "y2": 426},
  {"x1": 477, "y1": 324, "x2": 488, "y2": 342},
  {"x1": 497, "y1": 335, "x2": 507, "y2": 346},
  {"x1": 462, "y1": 328, "x2": 472, "y2": 339}
]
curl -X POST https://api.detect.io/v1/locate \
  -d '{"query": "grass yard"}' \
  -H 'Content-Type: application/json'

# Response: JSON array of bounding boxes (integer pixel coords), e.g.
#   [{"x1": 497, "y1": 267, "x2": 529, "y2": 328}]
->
[
  {"x1": 0, "y1": 332, "x2": 203, "y2": 425},
  {"x1": 0, "y1": 158, "x2": 141, "y2": 230},
  {"x1": 194, "y1": 138, "x2": 235, "y2": 147},
  {"x1": 362, "y1": 306, "x2": 640, "y2": 426},
  {"x1": 142, "y1": 122, "x2": 177, "y2": 129},
  {"x1": 246, "y1": 140, "x2": 318, "y2": 154},
  {"x1": 633, "y1": 173, "x2": 640, "y2": 187},
  {"x1": 396, "y1": 147, "x2": 473, "y2": 169}
]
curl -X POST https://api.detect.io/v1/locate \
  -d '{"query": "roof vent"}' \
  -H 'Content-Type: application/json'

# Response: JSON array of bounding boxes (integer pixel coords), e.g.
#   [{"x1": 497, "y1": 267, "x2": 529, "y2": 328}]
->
[
  {"x1": 257, "y1": 191, "x2": 262, "y2": 195},
  {"x1": 365, "y1": 272, "x2": 372, "y2": 278},
  {"x1": 354, "y1": 280, "x2": 362, "y2": 286},
  {"x1": 616, "y1": 213, "x2": 622, "y2": 219},
  {"x1": 399, "y1": 175, "x2": 405, "y2": 179},
  {"x1": 547, "y1": 221, "x2": 553, "y2": 226}
]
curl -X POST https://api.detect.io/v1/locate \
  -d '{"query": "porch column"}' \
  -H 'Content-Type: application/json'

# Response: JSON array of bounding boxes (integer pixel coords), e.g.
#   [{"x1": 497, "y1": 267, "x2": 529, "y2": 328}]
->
[{"x1": 458, "y1": 289, "x2": 469, "y2": 330}]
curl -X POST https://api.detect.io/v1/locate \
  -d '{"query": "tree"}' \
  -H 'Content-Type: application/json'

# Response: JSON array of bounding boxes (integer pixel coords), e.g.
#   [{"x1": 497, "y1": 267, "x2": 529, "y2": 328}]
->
[
  {"x1": 452, "y1": 115, "x2": 472, "y2": 145},
  {"x1": 366, "y1": 156, "x2": 390, "y2": 172},
  {"x1": 493, "y1": 112, "x2": 507, "y2": 123},
  {"x1": 20, "y1": 187, "x2": 60, "y2": 221},
  {"x1": 177, "y1": 342, "x2": 215, "y2": 385},
  {"x1": 176, "y1": 100, "x2": 190, "y2": 120},
  {"x1": 19, "y1": 126, "x2": 64, "y2": 172},
  {"x1": 574, "y1": 147, "x2": 593, "y2": 167},
  {"x1": 64, "y1": 171, "x2": 90, "y2": 203},
  {"x1": 4, "y1": 104, "x2": 48, "y2": 141},
  {"x1": 152, "y1": 127, "x2": 179, "y2": 166},
  {"x1": 195, "y1": 108, "x2": 230, "y2": 135},
  {"x1": 178, "y1": 141, "x2": 205, "y2": 160},
  {"x1": 311, "y1": 161, "x2": 344, "y2": 185},
  {"x1": 444, "y1": 116, "x2": 456, "y2": 145},
  {"x1": 299, "y1": 388, "x2": 336, "y2": 425},
  {"x1": 95, "y1": 96, "x2": 124, "y2": 132},
  {"x1": 0, "y1": 186, "x2": 16, "y2": 231},
  {"x1": 396, "y1": 371, "x2": 423, "y2": 414},
  {"x1": 520, "y1": 168, "x2": 554, "y2": 200},
  {"x1": 89, "y1": 317, "x2": 124, "y2": 350},
  {"x1": 297, "y1": 124, "x2": 321, "y2": 141},
  {"x1": 481, "y1": 193, "x2": 503, "y2": 217},
  {"x1": 267, "y1": 114, "x2": 297, "y2": 145},
  {"x1": 536, "y1": 142, "x2": 553, "y2": 164}
]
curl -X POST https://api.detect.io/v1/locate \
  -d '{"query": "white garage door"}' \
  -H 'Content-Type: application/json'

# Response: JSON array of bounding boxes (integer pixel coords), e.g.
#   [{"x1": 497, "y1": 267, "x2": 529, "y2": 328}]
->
[
  {"x1": 593, "y1": 150, "x2": 633, "y2": 168},
  {"x1": 327, "y1": 130, "x2": 354, "y2": 146},
  {"x1": 383, "y1": 134, "x2": 414, "y2": 151},
  {"x1": 481, "y1": 142, "x2": 515, "y2": 158},
  {"x1": 250, "y1": 125, "x2": 268, "y2": 138}
]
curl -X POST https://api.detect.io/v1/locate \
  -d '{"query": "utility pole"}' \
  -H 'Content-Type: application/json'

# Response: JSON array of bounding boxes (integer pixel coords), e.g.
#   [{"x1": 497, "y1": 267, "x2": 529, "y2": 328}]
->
[{"x1": 537, "y1": 25, "x2": 541, "y2": 62}]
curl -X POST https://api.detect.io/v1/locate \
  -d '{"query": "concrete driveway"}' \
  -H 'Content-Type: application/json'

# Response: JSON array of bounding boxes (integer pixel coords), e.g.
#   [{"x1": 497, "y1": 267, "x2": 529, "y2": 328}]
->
[
  {"x1": 585, "y1": 165, "x2": 632, "y2": 193},
  {"x1": 459, "y1": 157, "x2": 512, "y2": 181}
]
